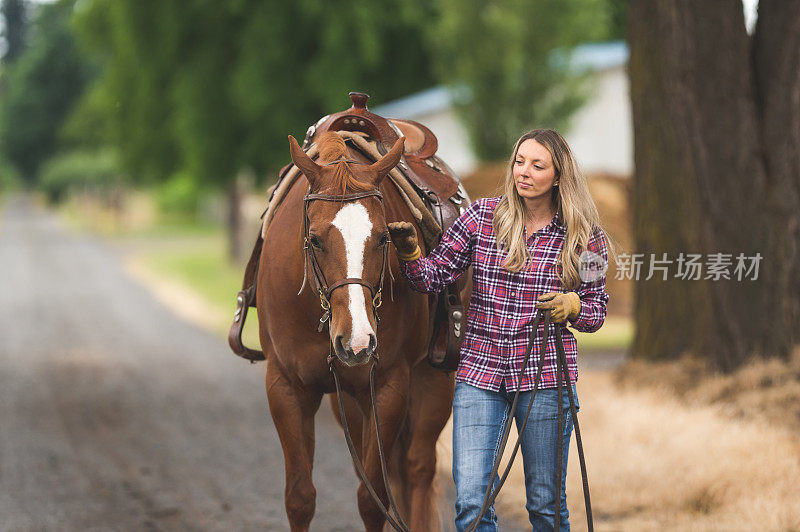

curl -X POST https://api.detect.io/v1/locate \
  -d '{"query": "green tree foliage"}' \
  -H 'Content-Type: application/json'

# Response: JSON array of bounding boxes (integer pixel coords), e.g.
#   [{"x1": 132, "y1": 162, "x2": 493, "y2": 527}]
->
[
  {"x1": 71, "y1": 0, "x2": 436, "y2": 259},
  {"x1": 70, "y1": 1, "x2": 182, "y2": 183},
  {"x1": 428, "y1": 0, "x2": 611, "y2": 160},
  {"x1": 38, "y1": 148, "x2": 119, "y2": 203},
  {"x1": 0, "y1": 0, "x2": 93, "y2": 182},
  {"x1": 71, "y1": 0, "x2": 436, "y2": 185},
  {"x1": 601, "y1": 0, "x2": 627, "y2": 41}
]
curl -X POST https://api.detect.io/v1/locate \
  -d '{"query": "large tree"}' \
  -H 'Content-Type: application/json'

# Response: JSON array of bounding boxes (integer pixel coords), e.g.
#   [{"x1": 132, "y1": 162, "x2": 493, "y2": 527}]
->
[
  {"x1": 0, "y1": 0, "x2": 93, "y2": 182},
  {"x1": 628, "y1": 0, "x2": 800, "y2": 370},
  {"x1": 72, "y1": 0, "x2": 436, "y2": 260}
]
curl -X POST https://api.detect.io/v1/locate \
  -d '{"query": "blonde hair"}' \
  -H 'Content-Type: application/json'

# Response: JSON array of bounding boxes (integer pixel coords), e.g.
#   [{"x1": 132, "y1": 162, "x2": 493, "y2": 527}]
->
[{"x1": 492, "y1": 128, "x2": 616, "y2": 290}]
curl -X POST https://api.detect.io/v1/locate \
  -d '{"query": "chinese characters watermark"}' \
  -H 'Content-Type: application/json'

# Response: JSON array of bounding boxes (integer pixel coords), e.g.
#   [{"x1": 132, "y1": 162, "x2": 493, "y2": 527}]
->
[{"x1": 614, "y1": 252, "x2": 762, "y2": 281}]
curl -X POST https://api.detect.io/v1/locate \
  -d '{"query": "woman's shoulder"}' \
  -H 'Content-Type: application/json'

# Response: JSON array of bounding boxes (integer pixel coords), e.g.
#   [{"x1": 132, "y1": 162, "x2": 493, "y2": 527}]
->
[
  {"x1": 458, "y1": 197, "x2": 503, "y2": 232},
  {"x1": 466, "y1": 195, "x2": 503, "y2": 214},
  {"x1": 588, "y1": 225, "x2": 608, "y2": 246},
  {"x1": 576, "y1": 225, "x2": 609, "y2": 257}
]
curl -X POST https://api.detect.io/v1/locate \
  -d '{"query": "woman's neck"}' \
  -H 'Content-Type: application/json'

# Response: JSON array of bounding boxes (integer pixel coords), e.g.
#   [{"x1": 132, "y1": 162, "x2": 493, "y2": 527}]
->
[{"x1": 522, "y1": 197, "x2": 555, "y2": 226}]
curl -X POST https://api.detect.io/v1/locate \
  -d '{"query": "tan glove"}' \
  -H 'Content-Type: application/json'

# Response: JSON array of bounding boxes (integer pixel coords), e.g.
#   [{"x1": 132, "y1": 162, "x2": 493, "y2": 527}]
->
[
  {"x1": 387, "y1": 221, "x2": 421, "y2": 261},
  {"x1": 535, "y1": 292, "x2": 581, "y2": 323}
]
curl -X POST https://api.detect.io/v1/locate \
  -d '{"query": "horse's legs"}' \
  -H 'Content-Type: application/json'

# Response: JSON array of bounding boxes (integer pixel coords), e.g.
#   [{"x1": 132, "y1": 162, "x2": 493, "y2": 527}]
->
[
  {"x1": 266, "y1": 357, "x2": 322, "y2": 532},
  {"x1": 356, "y1": 366, "x2": 410, "y2": 532},
  {"x1": 405, "y1": 362, "x2": 454, "y2": 531}
]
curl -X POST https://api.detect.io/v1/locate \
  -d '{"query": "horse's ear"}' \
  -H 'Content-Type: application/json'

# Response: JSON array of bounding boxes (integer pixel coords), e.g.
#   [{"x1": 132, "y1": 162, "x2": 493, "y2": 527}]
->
[
  {"x1": 368, "y1": 137, "x2": 405, "y2": 185},
  {"x1": 288, "y1": 135, "x2": 321, "y2": 186}
]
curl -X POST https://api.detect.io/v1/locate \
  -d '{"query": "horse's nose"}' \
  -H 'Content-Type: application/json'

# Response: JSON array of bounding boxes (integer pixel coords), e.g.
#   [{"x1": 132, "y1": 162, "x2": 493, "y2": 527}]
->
[
  {"x1": 333, "y1": 335, "x2": 350, "y2": 362},
  {"x1": 332, "y1": 334, "x2": 362, "y2": 366},
  {"x1": 352, "y1": 334, "x2": 377, "y2": 362},
  {"x1": 332, "y1": 334, "x2": 375, "y2": 366}
]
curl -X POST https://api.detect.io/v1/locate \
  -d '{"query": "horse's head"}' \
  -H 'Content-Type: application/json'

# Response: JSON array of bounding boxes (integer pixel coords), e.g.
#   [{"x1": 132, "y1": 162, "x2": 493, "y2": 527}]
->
[{"x1": 289, "y1": 132, "x2": 405, "y2": 366}]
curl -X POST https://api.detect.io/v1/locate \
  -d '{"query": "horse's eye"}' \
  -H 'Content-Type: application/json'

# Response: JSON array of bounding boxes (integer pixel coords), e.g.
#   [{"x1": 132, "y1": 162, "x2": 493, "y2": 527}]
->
[{"x1": 309, "y1": 235, "x2": 323, "y2": 250}]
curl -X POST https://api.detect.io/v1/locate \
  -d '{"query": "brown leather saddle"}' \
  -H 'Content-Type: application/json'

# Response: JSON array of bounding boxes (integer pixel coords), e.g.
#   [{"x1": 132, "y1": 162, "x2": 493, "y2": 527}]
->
[{"x1": 229, "y1": 92, "x2": 470, "y2": 372}]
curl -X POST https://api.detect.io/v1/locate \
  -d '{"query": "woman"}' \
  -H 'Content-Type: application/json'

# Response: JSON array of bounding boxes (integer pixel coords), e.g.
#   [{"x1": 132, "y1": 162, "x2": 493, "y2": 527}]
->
[{"x1": 388, "y1": 128, "x2": 613, "y2": 531}]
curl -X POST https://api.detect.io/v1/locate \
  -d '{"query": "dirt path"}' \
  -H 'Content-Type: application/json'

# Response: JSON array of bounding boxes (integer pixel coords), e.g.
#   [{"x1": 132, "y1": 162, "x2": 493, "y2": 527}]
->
[{"x1": 0, "y1": 195, "x2": 394, "y2": 531}]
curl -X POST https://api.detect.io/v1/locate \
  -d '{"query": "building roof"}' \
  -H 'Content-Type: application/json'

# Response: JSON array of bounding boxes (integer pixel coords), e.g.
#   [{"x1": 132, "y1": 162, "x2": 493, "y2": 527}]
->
[
  {"x1": 371, "y1": 85, "x2": 462, "y2": 118},
  {"x1": 568, "y1": 40, "x2": 628, "y2": 71},
  {"x1": 372, "y1": 40, "x2": 628, "y2": 119}
]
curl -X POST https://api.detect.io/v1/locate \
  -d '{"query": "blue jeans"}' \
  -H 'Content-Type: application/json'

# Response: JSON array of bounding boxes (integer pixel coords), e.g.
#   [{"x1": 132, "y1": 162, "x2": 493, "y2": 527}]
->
[{"x1": 452, "y1": 380, "x2": 580, "y2": 531}]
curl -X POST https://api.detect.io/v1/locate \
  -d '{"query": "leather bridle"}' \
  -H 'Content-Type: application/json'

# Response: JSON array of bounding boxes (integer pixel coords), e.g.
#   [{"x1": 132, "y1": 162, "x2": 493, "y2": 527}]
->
[
  {"x1": 300, "y1": 176, "x2": 391, "y2": 339},
  {"x1": 300, "y1": 162, "x2": 411, "y2": 530}
]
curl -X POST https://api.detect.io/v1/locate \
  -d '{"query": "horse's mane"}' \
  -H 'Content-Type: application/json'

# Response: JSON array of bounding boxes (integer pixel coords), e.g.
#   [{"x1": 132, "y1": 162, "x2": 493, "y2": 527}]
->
[{"x1": 316, "y1": 132, "x2": 374, "y2": 196}]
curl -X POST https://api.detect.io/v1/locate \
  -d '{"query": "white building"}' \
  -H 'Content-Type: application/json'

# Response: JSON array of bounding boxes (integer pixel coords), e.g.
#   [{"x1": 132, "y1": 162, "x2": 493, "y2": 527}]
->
[
  {"x1": 372, "y1": 86, "x2": 479, "y2": 177},
  {"x1": 372, "y1": 41, "x2": 632, "y2": 178}
]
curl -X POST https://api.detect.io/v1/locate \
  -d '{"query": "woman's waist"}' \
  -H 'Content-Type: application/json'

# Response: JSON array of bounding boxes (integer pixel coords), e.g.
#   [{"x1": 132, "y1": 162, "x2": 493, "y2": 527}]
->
[{"x1": 464, "y1": 325, "x2": 578, "y2": 354}]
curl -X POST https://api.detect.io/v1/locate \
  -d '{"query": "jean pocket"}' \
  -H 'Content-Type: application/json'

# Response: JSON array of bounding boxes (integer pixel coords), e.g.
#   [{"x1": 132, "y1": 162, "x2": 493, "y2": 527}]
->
[{"x1": 565, "y1": 384, "x2": 580, "y2": 412}]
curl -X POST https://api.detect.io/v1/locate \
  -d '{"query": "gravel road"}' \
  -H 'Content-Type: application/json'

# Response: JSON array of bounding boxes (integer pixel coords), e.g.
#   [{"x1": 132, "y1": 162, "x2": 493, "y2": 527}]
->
[{"x1": 0, "y1": 196, "x2": 379, "y2": 531}]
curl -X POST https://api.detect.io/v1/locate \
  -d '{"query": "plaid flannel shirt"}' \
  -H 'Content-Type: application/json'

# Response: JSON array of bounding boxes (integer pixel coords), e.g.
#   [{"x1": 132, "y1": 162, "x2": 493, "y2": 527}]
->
[{"x1": 399, "y1": 196, "x2": 609, "y2": 392}]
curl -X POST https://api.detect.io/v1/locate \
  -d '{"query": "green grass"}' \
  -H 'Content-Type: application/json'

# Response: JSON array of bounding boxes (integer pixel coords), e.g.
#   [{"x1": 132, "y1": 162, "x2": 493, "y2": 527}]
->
[
  {"x1": 572, "y1": 315, "x2": 633, "y2": 351},
  {"x1": 141, "y1": 242, "x2": 244, "y2": 311},
  {"x1": 136, "y1": 232, "x2": 262, "y2": 348}
]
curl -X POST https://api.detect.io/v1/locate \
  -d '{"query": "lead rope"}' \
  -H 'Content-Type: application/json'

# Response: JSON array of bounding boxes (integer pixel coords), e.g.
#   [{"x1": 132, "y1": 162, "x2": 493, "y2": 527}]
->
[
  {"x1": 329, "y1": 354, "x2": 410, "y2": 531},
  {"x1": 555, "y1": 324, "x2": 565, "y2": 532},
  {"x1": 555, "y1": 324, "x2": 594, "y2": 531},
  {"x1": 465, "y1": 308, "x2": 594, "y2": 532},
  {"x1": 466, "y1": 309, "x2": 550, "y2": 532}
]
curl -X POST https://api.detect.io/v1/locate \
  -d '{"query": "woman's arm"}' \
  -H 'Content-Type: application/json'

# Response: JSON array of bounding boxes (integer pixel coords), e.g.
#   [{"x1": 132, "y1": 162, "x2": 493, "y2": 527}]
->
[
  {"x1": 396, "y1": 199, "x2": 482, "y2": 294},
  {"x1": 568, "y1": 228, "x2": 611, "y2": 333}
]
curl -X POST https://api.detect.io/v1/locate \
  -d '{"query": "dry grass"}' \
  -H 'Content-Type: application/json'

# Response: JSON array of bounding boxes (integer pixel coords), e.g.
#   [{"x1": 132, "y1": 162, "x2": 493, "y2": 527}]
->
[
  {"x1": 617, "y1": 346, "x2": 800, "y2": 437},
  {"x1": 436, "y1": 355, "x2": 800, "y2": 531},
  {"x1": 59, "y1": 190, "x2": 157, "y2": 235}
]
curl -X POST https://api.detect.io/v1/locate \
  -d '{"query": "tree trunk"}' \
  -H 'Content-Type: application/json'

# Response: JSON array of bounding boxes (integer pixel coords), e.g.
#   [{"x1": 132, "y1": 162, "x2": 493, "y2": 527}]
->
[
  {"x1": 753, "y1": 0, "x2": 800, "y2": 359},
  {"x1": 227, "y1": 176, "x2": 242, "y2": 263},
  {"x1": 628, "y1": 0, "x2": 781, "y2": 370}
]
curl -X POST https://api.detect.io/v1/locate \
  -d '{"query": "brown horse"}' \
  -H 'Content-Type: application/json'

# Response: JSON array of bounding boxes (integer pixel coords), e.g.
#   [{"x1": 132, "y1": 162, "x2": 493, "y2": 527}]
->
[{"x1": 257, "y1": 131, "x2": 456, "y2": 531}]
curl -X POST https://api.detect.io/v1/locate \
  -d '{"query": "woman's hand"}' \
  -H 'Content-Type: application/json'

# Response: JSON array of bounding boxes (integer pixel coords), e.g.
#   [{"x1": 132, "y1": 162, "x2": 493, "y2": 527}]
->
[
  {"x1": 535, "y1": 292, "x2": 581, "y2": 323},
  {"x1": 387, "y1": 221, "x2": 421, "y2": 261}
]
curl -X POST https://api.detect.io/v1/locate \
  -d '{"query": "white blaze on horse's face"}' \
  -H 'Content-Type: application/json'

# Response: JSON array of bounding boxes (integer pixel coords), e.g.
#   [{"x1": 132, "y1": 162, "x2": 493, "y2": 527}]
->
[{"x1": 331, "y1": 201, "x2": 376, "y2": 355}]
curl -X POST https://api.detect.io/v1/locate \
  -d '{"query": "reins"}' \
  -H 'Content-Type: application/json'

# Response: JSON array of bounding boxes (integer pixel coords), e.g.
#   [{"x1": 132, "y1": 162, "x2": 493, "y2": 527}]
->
[
  {"x1": 303, "y1": 184, "x2": 411, "y2": 530},
  {"x1": 330, "y1": 358, "x2": 410, "y2": 531},
  {"x1": 464, "y1": 308, "x2": 593, "y2": 532}
]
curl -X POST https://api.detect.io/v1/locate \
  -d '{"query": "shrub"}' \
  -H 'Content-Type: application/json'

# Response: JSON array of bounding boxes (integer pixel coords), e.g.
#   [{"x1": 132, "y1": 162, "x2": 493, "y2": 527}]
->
[{"x1": 38, "y1": 149, "x2": 121, "y2": 203}]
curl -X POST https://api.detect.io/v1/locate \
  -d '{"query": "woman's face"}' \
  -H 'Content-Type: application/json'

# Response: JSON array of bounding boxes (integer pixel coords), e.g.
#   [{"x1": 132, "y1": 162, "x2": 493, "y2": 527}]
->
[{"x1": 513, "y1": 138, "x2": 557, "y2": 201}]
